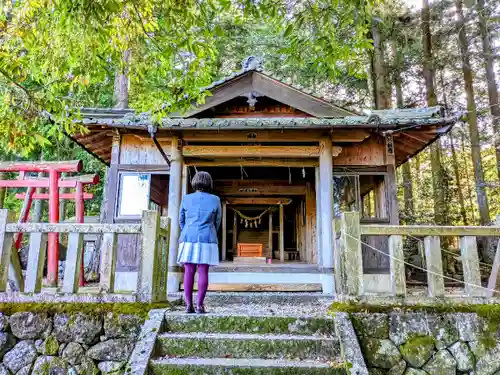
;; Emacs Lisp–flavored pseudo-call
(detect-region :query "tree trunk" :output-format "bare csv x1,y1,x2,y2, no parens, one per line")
372,20,391,109
449,133,468,225
391,39,414,224
460,131,477,223
456,0,490,226
114,49,130,109
422,0,447,226
477,0,500,181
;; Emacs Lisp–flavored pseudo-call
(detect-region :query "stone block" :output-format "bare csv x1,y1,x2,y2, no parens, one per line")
361,338,402,369
422,349,456,375
388,360,406,375
399,335,435,368
9,313,52,340
3,341,37,374
53,313,102,345
103,313,142,340
448,341,474,371
352,314,389,339
61,342,86,366
32,356,69,375
87,339,134,362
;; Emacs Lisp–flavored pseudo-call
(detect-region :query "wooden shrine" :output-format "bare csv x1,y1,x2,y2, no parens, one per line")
68,58,459,293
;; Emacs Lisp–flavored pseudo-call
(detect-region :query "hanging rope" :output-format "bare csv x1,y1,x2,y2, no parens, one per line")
231,207,271,228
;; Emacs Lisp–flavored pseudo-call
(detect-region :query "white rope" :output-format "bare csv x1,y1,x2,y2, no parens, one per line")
345,232,500,295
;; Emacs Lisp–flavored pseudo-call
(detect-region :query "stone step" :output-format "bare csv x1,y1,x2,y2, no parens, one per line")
156,332,341,361
149,357,347,374
163,313,336,336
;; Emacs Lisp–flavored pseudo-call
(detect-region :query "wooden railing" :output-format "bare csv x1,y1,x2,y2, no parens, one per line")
0,209,170,302
335,212,500,300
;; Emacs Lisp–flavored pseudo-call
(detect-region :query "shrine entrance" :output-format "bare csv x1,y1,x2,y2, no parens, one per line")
190,166,318,266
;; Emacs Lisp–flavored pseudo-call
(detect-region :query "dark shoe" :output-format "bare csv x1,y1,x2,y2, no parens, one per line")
186,304,195,314
195,305,206,314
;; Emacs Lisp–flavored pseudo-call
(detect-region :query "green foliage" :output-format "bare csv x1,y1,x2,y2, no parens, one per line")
0,0,378,155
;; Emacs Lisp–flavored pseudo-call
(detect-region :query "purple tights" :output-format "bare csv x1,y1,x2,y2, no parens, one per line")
184,263,209,307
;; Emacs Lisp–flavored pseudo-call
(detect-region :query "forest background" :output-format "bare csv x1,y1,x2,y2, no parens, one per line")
0,0,499,265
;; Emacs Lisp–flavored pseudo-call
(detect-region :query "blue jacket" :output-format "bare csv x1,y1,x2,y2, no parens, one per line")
179,191,222,244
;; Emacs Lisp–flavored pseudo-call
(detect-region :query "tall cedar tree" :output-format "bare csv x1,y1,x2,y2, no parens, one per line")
455,0,490,226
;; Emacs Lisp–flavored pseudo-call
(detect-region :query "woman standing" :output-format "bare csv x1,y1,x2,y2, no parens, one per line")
177,171,221,313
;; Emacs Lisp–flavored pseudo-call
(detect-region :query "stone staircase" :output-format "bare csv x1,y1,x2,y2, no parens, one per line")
148,312,348,374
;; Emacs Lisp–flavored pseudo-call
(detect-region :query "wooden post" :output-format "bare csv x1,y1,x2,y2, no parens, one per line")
167,137,183,293
232,214,238,253
138,210,163,302
181,164,189,197
315,167,322,266
221,201,227,261
319,138,334,270
0,210,13,292
268,211,273,258
487,215,500,296
105,132,121,224
385,135,399,224
460,236,485,296
25,233,48,293
388,235,406,296
99,233,118,293
339,212,364,296
62,232,84,294
279,204,285,263
424,236,445,297
305,181,317,264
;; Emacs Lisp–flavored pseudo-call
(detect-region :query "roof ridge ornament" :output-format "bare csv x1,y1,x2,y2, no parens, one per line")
242,56,264,71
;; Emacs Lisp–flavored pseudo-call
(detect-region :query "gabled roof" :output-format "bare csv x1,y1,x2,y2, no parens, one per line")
174,64,354,118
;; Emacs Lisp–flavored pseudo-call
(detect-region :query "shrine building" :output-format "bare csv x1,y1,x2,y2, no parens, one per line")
69,59,458,294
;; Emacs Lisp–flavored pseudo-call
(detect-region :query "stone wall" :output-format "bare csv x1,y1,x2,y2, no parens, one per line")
0,311,143,375
350,312,500,375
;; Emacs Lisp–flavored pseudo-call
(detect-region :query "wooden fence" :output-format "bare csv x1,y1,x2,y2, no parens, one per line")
335,211,500,299
0,209,170,302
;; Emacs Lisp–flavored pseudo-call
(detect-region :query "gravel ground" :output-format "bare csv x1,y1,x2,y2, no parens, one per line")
170,292,335,317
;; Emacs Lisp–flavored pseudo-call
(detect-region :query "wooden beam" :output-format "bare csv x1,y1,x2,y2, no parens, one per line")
186,158,319,167
226,197,292,205
156,129,370,143
253,72,353,117
180,73,254,117
215,180,306,196
183,145,342,158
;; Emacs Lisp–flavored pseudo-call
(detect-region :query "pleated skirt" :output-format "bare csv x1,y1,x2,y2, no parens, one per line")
177,242,220,266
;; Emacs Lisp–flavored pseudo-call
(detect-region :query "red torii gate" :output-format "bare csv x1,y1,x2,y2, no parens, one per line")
15,174,99,286
0,161,98,287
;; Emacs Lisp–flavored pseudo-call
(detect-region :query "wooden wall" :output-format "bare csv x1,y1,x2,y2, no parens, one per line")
119,135,171,165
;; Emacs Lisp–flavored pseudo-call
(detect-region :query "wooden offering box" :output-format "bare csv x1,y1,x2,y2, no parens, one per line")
237,243,263,258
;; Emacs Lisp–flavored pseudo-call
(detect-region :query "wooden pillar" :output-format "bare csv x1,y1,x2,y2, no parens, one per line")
232,213,238,253
167,137,183,293
305,182,316,264
424,236,445,297
385,134,399,224
268,211,273,258
319,138,334,270
279,204,285,263
181,164,189,198
460,236,485,297
221,201,227,261
105,132,121,223
315,167,322,266
339,212,364,296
